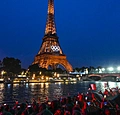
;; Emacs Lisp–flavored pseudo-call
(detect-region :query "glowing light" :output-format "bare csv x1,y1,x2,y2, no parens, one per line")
54,72,57,76
31,83,35,86
1,71,4,75
117,67,120,71
41,83,44,88
102,68,105,71
108,67,114,71
13,83,19,87
21,71,24,75
57,74,59,77
8,84,11,88
41,76,44,80
1,70,5,77
39,71,42,75
76,75,79,77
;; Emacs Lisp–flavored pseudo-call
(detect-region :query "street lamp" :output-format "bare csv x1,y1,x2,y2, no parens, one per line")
1,70,4,78
39,71,42,75
54,72,57,77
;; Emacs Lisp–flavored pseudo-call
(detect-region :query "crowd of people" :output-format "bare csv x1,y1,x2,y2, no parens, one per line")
0,84,120,115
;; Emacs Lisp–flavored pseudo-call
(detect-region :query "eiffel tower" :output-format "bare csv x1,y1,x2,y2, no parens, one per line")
33,0,73,72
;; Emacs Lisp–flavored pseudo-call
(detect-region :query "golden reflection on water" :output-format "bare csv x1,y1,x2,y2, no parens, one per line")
0,84,4,103
13,83,19,87
0,84,4,88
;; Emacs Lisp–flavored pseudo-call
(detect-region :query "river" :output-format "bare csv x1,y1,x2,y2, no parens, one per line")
0,81,120,105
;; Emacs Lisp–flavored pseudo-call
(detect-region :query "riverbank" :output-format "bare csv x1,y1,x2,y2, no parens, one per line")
3,78,79,84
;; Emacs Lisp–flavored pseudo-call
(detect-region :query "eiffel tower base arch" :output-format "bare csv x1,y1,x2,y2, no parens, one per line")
33,54,73,72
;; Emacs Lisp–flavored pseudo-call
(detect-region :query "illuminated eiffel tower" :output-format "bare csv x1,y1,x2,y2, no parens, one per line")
33,0,73,72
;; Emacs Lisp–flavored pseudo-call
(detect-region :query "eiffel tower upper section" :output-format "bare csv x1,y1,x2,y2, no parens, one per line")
45,0,56,35
38,0,63,55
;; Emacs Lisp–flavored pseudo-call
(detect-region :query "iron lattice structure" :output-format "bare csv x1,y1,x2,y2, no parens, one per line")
33,0,73,72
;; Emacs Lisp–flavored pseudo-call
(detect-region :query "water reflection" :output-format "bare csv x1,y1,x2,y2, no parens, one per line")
0,81,120,105
0,84,4,103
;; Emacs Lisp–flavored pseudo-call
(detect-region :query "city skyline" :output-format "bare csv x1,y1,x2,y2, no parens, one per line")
0,0,120,69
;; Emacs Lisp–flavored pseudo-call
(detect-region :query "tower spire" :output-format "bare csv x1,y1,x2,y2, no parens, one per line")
45,0,56,35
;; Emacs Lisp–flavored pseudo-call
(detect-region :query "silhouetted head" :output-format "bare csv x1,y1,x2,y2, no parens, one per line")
39,103,46,112
67,97,72,103
20,103,26,109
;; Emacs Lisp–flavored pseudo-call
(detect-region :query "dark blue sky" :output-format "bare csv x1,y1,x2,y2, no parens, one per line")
0,0,120,69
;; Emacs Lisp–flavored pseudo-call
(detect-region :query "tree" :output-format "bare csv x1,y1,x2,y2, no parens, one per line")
2,57,21,76
74,67,80,72
0,60,2,67
80,66,86,72
28,64,40,76
28,64,49,76
88,66,95,73
55,68,63,73
28,64,40,73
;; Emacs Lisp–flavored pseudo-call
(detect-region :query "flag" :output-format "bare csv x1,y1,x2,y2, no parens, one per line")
90,84,96,90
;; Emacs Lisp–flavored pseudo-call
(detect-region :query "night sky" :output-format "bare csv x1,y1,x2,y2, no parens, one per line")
0,0,120,69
